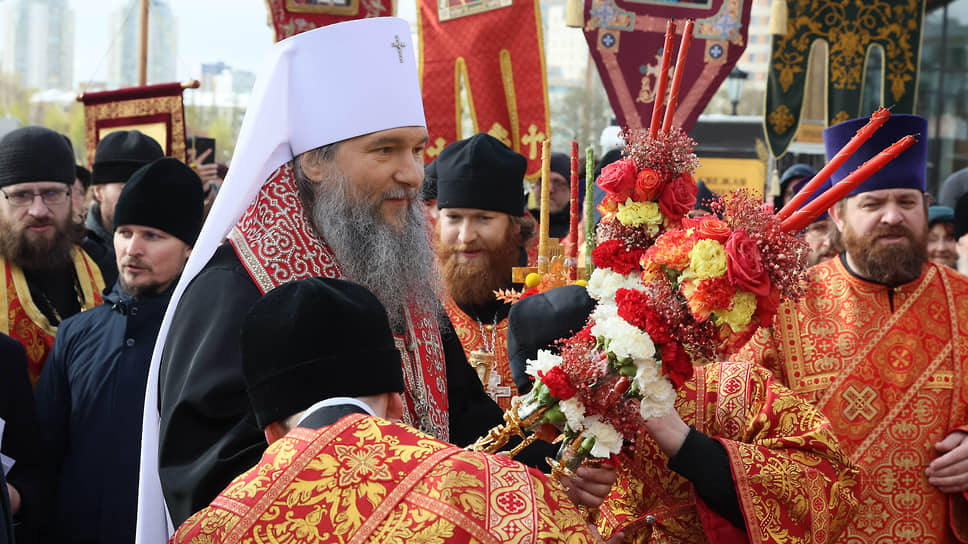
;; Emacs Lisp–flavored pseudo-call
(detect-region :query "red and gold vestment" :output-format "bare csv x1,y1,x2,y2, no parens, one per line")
443,298,515,411
739,258,968,542
599,361,858,543
0,248,104,386
170,414,595,544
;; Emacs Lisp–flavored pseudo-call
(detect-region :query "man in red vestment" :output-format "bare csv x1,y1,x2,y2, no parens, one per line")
0,126,104,386
740,114,968,542
435,133,536,410
170,277,603,544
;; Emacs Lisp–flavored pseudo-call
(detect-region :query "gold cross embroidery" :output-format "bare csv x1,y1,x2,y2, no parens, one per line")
391,35,406,63
521,124,546,160
842,384,878,422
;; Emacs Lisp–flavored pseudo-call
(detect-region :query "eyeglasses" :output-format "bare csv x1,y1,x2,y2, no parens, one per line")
0,187,72,207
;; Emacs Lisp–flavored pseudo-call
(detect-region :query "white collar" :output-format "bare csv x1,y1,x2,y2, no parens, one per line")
296,397,376,425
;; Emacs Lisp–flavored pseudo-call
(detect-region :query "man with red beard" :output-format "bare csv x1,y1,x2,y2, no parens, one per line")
0,126,104,386
434,133,535,410
740,114,968,543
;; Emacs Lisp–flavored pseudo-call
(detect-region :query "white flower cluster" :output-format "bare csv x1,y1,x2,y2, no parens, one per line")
525,349,562,380
589,302,656,361
586,267,643,302
582,415,624,458
560,397,586,431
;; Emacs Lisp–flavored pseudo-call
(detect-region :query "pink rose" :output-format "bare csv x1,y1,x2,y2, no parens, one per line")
597,158,637,197
658,173,698,221
724,230,771,296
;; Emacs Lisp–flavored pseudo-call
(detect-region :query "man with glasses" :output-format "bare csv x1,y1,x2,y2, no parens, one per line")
0,126,104,386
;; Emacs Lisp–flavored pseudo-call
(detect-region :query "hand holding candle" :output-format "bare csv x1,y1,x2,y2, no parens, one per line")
777,107,891,221
661,19,694,134
781,135,917,233
649,20,676,140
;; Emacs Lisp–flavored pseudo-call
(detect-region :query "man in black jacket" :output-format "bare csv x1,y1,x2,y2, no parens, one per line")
35,159,203,544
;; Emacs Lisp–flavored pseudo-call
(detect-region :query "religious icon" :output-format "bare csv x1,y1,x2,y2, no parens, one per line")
437,0,512,22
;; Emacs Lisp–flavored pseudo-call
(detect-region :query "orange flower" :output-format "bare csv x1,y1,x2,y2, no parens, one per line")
695,217,731,242
633,168,663,202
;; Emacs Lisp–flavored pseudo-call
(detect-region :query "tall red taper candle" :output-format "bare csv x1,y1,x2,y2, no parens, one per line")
661,18,694,134
777,107,891,221
781,135,917,233
649,20,676,140
568,141,580,280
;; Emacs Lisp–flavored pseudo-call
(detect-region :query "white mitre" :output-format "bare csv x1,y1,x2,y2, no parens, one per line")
135,17,425,543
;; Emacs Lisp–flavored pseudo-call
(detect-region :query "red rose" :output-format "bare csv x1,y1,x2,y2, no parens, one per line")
696,218,731,242
633,168,663,202
659,342,693,388
597,158,637,197
724,230,772,296
658,173,698,222
539,365,577,400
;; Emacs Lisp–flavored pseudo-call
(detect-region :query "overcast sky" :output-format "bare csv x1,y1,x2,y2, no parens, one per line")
69,0,418,88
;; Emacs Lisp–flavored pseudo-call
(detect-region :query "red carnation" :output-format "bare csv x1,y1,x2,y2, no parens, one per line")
686,276,736,321
597,158,637,197
658,173,698,222
592,239,645,275
539,365,577,400
724,230,771,296
659,342,693,388
615,288,674,344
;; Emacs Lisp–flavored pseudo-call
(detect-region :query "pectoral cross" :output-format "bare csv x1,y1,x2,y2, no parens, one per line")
391,35,406,63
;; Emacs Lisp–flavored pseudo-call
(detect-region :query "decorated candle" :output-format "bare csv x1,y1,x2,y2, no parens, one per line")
649,19,676,140
569,141,580,279
585,146,595,278
661,18,694,134
538,139,552,273
778,107,891,221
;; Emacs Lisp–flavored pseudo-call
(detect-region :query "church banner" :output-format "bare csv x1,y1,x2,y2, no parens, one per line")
764,0,926,157
582,0,753,134
418,0,550,179
265,0,395,41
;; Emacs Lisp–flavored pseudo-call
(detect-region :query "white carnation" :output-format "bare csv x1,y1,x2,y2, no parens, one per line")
638,377,677,420
586,268,643,302
525,349,562,379
633,358,661,391
560,398,586,432
582,416,624,458
590,303,656,361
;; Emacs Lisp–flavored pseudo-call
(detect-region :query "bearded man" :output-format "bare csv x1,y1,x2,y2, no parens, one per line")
740,114,968,542
137,19,610,541
435,133,535,410
0,126,104,386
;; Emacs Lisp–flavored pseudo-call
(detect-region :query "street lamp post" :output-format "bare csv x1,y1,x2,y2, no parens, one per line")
726,67,749,116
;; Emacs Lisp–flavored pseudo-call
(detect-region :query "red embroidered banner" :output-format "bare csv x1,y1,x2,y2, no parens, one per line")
582,0,753,133
418,0,550,180
265,0,395,42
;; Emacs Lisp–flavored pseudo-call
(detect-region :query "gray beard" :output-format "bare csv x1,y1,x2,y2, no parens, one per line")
306,170,442,332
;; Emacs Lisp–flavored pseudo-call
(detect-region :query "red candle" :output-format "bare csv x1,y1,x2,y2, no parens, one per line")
661,18,694,134
781,135,917,233
649,20,676,140
777,107,891,221
569,141,580,280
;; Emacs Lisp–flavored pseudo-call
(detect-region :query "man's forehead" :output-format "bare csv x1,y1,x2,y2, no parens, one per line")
850,188,923,202
3,180,68,192
344,126,428,146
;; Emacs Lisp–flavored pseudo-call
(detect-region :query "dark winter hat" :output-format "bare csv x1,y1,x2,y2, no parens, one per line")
91,130,164,185
930,205,955,227
793,177,833,223
436,133,527,216
549,152,571,183
0,126,75,187
113,158,204,246
420,159,438,203
823,114,927,196
75,165,92,189
955,194,968,240
241,277,404,429
507,285,597,393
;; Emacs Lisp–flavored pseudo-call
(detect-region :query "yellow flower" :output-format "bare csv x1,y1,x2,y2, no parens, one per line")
615,199,664,231
688,239,727,280
716,290,756,331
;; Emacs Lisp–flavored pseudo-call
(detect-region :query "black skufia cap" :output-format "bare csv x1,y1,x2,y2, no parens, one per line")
241,277,405,429
0,126,75,187
507,285,597,393
113,158,204,246
420,159,438,202
92,130,164,185
435,132,527,216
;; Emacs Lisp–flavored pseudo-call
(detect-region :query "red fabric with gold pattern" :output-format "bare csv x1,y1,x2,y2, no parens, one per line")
228,163,451,440
443,297,515,411
265,0,396,42
418,0,549,179
0,247,104,387
597,361,858,543
169,414,595,544
738,258,968,543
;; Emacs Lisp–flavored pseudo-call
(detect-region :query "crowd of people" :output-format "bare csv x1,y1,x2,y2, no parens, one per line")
0,15,965,544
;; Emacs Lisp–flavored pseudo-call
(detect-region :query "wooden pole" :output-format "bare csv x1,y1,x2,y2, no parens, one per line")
138,0,149,85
